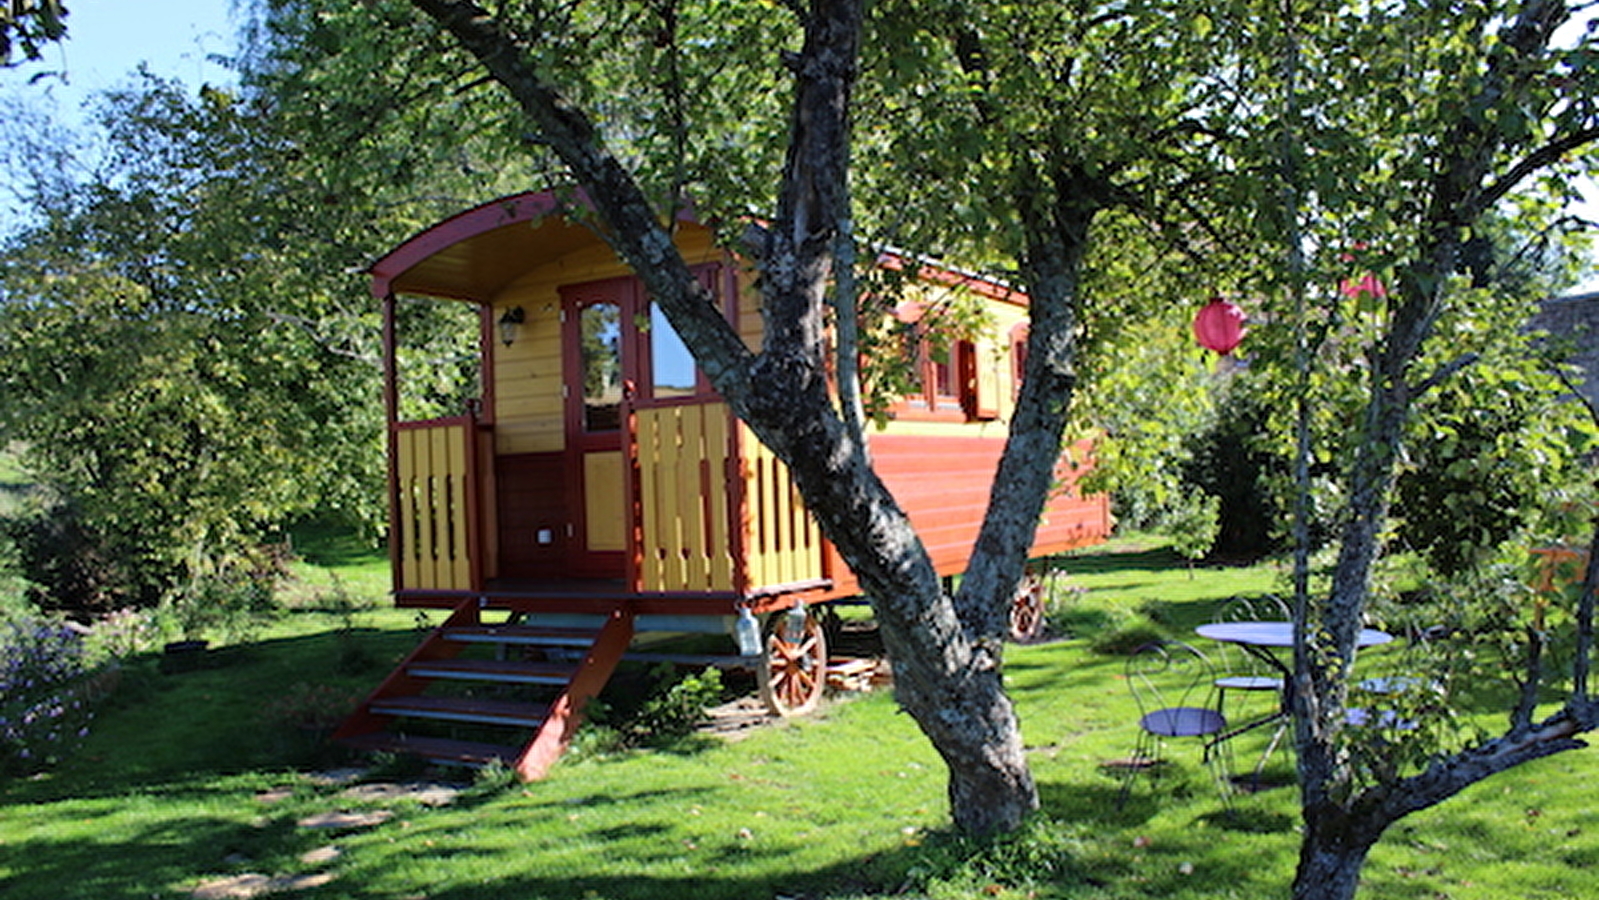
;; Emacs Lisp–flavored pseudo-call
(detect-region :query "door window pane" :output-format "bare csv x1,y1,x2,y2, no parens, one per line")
649,304,698,399
581,301,623,431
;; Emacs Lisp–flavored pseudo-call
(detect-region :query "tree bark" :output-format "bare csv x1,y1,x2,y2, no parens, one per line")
1290,3,1597,896
410,0,1043,834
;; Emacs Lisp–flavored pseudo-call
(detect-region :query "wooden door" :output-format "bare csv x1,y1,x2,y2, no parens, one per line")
558,266,725,579
560,277,634,578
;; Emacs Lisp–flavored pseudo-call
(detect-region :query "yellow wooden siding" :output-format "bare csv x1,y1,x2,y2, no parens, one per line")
394,422,474,591
487,224,729,456
636,405,737,591
491,296,564,455
740,422,825,590
869,296,1029,441
584,451,627,551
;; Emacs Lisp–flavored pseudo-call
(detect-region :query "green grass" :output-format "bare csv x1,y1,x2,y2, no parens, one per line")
2,538,1595,899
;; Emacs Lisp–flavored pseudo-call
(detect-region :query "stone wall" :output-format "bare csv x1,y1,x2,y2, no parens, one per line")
1529,291,1599,409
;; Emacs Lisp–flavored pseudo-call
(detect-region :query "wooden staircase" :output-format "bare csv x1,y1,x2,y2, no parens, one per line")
332,597,634,780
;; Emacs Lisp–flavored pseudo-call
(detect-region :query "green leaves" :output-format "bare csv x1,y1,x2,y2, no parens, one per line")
0,0,66,67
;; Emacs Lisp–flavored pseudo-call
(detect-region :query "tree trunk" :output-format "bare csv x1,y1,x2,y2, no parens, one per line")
742,364,1038,833
1288,3,1586,894
1292,806,1381,900
410,0,1045,834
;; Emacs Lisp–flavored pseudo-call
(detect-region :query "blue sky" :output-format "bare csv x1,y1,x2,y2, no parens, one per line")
23,0,237,114
25,0,236,115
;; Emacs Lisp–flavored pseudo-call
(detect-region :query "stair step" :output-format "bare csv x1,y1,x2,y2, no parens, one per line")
370,695,550,728
340,732,519,767
408,657,578,685
445,625,600,647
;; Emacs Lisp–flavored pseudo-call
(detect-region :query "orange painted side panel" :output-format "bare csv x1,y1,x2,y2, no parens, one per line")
823,433,1111,597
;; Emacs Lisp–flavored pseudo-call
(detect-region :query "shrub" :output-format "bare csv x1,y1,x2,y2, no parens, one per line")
5,498,165,617
634,665,724,741
82,607,160,664
0,617,95,775
159,556,284,646
1088,614,1167,656
577,665,727,756
903,815,1093,897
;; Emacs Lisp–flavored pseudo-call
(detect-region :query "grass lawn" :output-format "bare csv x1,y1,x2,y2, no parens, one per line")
2,537,1594,899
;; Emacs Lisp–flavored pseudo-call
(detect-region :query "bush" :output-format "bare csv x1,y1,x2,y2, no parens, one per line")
158,552,286,646
4,497,166,618
0,617,95,776
1088,614,1167,656
1179,388,1285,559
903,815,1093,898
634,665,724,741
577,665,727,756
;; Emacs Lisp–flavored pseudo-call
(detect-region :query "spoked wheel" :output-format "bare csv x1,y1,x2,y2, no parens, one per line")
1008,570,1048,643
757,607,828,717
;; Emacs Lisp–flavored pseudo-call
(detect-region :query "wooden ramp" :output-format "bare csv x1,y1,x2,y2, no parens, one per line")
333,596,634,780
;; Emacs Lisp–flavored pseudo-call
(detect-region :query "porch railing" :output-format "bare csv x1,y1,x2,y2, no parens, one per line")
632,403,824,594
393,417,477,592
738,422,824,592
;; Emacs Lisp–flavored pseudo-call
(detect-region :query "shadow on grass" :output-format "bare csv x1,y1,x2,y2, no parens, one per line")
2,628,417,805
0,812,328,900
287,518,387,568
1052,546,1190,575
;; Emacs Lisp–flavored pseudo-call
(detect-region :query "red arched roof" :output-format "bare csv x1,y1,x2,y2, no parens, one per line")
368,189,604,303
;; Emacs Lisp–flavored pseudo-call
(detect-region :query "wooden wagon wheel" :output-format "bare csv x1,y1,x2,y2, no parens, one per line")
757,607,828,717
1008,570,1048,643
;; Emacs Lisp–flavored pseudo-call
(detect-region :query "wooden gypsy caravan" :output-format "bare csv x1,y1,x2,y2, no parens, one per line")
333,189,1112,778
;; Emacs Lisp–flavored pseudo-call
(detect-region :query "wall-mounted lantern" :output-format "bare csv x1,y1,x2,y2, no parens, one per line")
498,306,526,346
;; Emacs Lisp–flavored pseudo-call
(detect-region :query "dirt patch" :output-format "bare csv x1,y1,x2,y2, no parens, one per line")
339,780,461,808
191,873,337,899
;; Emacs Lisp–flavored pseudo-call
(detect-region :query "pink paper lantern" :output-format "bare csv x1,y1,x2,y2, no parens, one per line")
1193,297,1247,355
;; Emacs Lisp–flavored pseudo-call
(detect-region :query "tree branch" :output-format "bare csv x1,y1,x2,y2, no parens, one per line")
1473,125,1599,218
407,0,754,398
1377,701,1599,824
1412,352,1479,396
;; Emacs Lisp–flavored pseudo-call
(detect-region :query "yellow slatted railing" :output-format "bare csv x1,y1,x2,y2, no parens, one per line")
738,422,824,592
636,404,737,592
394,418,474,591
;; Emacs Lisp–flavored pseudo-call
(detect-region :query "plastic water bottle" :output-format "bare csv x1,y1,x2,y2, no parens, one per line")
784,599,808,645
735,606,762,657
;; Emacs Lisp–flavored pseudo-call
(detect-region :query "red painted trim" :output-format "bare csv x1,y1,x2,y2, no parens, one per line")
874,252,1029,306
368,188,707,302
463,414,484,590
333,599,479,740
1009,323,1029,401
560,277,634,579
370,190,581,300
623,399,643,592
383,293,403,595
516,608,634,780
479,304,498,426
727,409,751,597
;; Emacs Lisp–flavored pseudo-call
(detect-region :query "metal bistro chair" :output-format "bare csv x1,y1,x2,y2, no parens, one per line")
1348,621,1444,733
1119,641,1231,806
1210,596,1291,716
1208,596,1292,783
